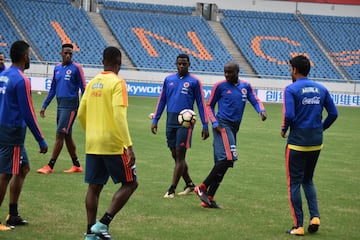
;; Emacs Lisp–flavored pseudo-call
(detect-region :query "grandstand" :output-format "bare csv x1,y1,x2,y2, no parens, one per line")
0,0,359,94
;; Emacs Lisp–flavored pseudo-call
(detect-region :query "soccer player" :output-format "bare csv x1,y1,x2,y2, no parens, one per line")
194,61,267,208
37,43,86,174
281,55,338,236
78,46,138,240
0,52,6,73
151,53,209,198
0,41,48,230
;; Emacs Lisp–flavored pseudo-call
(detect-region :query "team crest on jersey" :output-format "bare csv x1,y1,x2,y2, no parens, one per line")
241,88,248,102
64,69,72,81
181,82,190,94
183,82,190,88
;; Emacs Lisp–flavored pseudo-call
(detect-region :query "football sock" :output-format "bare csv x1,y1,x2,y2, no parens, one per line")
186,181,194,187
72,157,81,167
48,159,56,169
9,203,18,216
87,224,92,234
100,212,113,226
168,185,176,193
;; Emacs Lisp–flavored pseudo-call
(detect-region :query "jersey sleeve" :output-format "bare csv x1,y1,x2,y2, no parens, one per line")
194,79,208,130
246,82,265,113
322,89,338,130
113,79,132,147
207,82,221,127
77,81,89,130
18,73,47,148
281,86,295,132
75,63,86,95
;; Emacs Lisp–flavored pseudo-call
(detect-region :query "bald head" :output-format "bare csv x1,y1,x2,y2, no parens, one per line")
224,61,239,72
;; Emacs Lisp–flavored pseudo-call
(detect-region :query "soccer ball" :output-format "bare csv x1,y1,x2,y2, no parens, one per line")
178,109,196,128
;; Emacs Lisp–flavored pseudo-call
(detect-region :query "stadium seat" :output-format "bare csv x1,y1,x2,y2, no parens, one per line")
100,9,238,74
3,0,108,65
221,9,344,80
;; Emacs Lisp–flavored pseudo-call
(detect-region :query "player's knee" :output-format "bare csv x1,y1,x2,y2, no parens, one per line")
21,165,30,175
132,181,139,191
126,181,138,192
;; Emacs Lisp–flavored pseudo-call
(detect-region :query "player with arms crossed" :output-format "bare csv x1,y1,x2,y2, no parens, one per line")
281,55,338,236
194,61,267,208
78,47,138,240
0,41,48,230
151,53,209,198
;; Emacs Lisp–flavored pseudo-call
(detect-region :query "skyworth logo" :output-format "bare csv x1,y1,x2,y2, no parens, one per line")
126,82,212,99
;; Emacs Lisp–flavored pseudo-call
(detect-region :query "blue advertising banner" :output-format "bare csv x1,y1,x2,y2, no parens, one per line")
126,81,360,107
30,77,360,107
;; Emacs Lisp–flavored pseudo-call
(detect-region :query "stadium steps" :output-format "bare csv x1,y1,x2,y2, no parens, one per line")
296,11,350,82
207,20,257,77
0,1,42,62
87,11,135,69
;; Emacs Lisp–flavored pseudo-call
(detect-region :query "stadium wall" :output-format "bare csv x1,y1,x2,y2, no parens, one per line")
110,0,360,17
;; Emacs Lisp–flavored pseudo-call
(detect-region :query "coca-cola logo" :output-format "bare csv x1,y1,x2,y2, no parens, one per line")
302,96,320,105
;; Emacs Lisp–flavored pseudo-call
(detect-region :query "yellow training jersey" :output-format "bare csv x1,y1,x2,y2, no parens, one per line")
78,71,132,154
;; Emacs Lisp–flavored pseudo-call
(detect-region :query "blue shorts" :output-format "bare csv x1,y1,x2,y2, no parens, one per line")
0,145,29,174
56,108,77,134
56,98,79,134
85,152,137,185
166,126,193,149
212,125,238,163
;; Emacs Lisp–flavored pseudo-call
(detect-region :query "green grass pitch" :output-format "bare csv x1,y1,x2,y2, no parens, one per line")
0,93,359,240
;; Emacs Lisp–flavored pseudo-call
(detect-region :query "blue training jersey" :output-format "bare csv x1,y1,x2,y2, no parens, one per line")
208,79,265,127
152,72,208,130
42,61,86,109
281,77,338,147
0,66,46,147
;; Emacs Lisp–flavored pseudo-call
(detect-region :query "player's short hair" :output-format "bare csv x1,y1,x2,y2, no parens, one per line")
103,46,122,65
225,61,239,72
10,41,29,63
62,43,74,49
289,55,311,76
176,53,190,63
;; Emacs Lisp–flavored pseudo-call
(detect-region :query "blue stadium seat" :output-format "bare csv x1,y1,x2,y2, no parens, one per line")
221,10,344,80
303,14,360,80
3,0,108,65
0,8,24,59
100,9,239,74
103,1,195,15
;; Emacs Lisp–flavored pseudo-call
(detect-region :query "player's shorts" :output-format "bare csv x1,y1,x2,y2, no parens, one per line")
85,151,137,185
166,126,193,149
0,145,29,174
212,125,238,163
56,97,79,134
56,108,77,134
